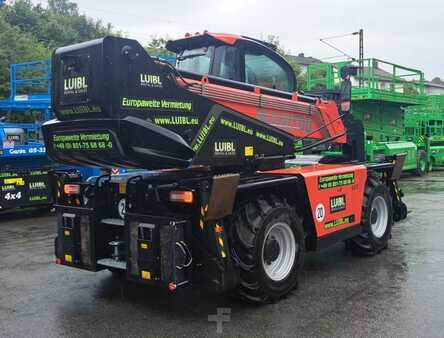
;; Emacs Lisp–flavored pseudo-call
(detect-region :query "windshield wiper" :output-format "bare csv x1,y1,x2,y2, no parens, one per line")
177,53,206,62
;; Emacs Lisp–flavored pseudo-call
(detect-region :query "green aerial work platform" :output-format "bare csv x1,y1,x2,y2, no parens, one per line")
404,95,444,170
306,58,428,175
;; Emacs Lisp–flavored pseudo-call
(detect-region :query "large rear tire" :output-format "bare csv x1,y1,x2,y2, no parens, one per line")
347,176,393,256
228,195,305,303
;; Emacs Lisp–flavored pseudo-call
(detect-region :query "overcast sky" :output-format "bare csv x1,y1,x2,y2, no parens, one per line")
33,0,444,80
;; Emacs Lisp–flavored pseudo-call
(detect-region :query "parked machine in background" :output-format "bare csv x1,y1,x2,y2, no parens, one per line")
306,59,428,175
404,95,444,171
0,60,99,211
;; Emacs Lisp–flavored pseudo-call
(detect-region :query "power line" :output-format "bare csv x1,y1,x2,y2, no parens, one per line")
319,39,356,61
77,5,208,30
319,30,362,62
72,3,276,43
320,54,353,61
320,32,359,41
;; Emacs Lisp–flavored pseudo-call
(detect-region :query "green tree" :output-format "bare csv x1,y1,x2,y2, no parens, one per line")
47,0,78,16
144,35,175,57
265,34,305,90
2,0,115,48
307,67,329,91
403,82,419,96
0,15,49,98
0,0,116,98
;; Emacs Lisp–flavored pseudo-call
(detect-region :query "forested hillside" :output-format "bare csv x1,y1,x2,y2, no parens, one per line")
0,0,306,98
0,0,115,98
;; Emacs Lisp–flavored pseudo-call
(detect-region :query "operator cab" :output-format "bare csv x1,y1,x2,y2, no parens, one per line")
166,33,297,92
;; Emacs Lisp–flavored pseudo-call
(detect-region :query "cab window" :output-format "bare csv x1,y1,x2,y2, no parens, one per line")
244,45,293,92
176,46,214,75
212,45,239,81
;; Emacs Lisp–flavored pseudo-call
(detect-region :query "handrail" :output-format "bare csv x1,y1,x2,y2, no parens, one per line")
10,60,51,100
306,58,425,100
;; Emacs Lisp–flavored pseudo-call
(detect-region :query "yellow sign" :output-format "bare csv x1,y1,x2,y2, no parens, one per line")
64,254,73,263
4,178,25,186
141,270,151,280
244,146,254,157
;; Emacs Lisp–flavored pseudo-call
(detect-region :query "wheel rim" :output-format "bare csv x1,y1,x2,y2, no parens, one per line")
419,158,426,172
261,222,297,281
370,195,388,238
117,198,126,219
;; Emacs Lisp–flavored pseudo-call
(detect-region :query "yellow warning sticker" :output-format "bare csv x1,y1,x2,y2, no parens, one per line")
4,177,25,186
119,183,126,194
64,254,72,263
244,146,254,157
141,270,151,280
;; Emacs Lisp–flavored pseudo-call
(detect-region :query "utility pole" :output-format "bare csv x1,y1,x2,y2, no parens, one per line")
358,29,364,87
320,29,364,62
319,29,364,85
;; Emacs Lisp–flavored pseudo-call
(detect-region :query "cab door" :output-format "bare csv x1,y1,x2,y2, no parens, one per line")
210,45,241,82
239,41,296,92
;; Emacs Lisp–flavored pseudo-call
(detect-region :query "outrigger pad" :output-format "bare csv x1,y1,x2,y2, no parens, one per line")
42,116,194,169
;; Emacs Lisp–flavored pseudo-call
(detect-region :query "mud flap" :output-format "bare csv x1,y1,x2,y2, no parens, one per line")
389,154,408,221
194,174,240,292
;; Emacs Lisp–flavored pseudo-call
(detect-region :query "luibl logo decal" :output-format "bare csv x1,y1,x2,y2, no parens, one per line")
330,195,346,213
140,73,163,88
7,135,20,142
1,185,16,192
29,181,47,190
214,140,236,156
64,76,88,95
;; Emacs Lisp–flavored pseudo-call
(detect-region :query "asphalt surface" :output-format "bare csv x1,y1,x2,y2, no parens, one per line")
1,171,444,337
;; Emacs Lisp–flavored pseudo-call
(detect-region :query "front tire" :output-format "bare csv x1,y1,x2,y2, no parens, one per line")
229,195,305,303
416,150,427,176
347,176,393,256
428,157,434,172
